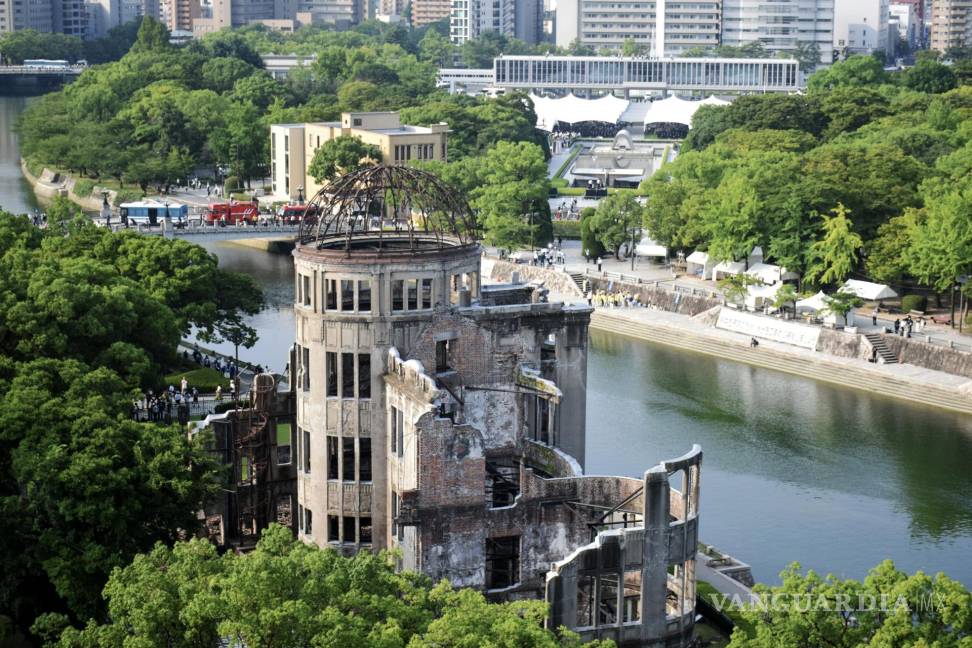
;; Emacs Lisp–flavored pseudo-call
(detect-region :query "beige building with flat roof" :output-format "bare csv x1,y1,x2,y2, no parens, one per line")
930,0,972,51
270,112,450,202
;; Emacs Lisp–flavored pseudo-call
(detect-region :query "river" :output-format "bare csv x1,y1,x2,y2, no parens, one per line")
3,95,972,588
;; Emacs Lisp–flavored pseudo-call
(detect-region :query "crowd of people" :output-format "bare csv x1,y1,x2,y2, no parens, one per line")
553,199,580,220
131,382,199,424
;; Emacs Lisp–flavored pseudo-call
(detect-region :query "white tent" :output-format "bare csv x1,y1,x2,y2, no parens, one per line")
530,93,630,131
643,96,732,129
686,250,712,277
712,260,746,281
635,237,668,259
745,283,781,310
839,279,898,301
796,291,829,313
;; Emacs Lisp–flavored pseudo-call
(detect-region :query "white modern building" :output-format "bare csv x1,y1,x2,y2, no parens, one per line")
554,0,722,56
721,0,835,66
834,0,892,56
450,0,542,44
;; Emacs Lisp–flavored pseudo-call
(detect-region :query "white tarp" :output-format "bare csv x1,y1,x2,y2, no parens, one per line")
839,279,898,301
746,262,782,285
636,237,667,258
712,260,746,280
745,283,781,309
796,291,829,313
530,93,630,131
686,250,709,265
643,96,731,128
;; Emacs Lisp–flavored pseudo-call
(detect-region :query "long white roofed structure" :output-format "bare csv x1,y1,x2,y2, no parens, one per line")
642,96,730,128
530,93,631,131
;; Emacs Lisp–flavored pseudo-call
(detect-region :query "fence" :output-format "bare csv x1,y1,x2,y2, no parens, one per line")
583,268,723,299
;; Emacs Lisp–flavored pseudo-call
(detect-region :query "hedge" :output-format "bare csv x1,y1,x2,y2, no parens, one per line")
552,221,582,240
113,189,144,206
554,187,586,196
73,178,96,197
902,294,927,313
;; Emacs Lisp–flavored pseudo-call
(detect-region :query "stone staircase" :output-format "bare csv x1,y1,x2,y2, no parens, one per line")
569,272,587,293
865,333,898,364
590,311,972,415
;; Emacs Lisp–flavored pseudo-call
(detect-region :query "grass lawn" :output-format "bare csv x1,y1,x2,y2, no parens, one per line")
162,367,230,393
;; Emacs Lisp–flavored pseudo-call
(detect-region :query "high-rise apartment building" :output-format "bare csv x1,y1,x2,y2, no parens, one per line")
450,0,542,44
930,0,972,51
165,0,199,30
834,0,891,56
721,0,834,65
0,0,54,33
555,0,721,56
192,0,312,35
412,0,450,25
54,0,88,36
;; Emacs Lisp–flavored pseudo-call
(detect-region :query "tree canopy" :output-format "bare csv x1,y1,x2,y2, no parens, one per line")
307,135,382,184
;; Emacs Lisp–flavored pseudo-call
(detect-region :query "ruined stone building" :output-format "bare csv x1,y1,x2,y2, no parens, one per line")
197,371,299,548
291,164,701,646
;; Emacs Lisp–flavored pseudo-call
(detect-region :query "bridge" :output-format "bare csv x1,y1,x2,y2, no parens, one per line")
0,65,85,93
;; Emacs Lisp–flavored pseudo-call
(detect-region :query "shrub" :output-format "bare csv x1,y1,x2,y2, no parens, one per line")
73,178,96,197
552,220,582,240
554,187,586,196
113,189,143,206
580,207,606,260
25,157,44,177
902,294,927,313
223,176,240,195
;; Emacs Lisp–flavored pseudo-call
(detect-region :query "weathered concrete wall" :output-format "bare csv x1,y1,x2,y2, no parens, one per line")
817,327,869,361
586,275,722,317
882,334,972,379
489,259,584,298
21,160,116,211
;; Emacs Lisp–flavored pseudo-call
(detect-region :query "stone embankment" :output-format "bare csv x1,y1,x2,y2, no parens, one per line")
21,160,116,211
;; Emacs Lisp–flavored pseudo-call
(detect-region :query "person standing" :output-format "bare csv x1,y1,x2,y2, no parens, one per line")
872,306,879,326
215,384,223,402
180,376,188,395
597,257,603,273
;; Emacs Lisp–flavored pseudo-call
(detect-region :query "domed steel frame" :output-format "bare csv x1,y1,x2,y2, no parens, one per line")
297,165,480,253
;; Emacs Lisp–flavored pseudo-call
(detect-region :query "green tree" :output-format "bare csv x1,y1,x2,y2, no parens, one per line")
724,561,972,647
807,55,889,92
804,204,863,286
904,59,958,94
905,178,972,294
822,289,864,326
129,16,170,54
580,207,607,261
589,192,643,259
718,273,761,304
307,135,383,184
201,56,258,93
772,283,801,314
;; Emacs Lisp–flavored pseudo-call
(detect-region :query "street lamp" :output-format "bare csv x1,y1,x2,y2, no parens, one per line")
297,186,304,204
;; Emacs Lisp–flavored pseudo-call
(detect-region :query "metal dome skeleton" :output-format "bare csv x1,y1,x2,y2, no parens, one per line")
297,165,480,253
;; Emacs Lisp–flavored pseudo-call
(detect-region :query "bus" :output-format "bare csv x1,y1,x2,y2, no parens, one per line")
23,59,71,69
119,200,188,226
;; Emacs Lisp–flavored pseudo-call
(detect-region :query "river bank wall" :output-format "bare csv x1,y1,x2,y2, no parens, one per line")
20,159,116,211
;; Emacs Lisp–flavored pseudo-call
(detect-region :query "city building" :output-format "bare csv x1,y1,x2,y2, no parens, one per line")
412,0,450,25
890,1,920,50
930,0,972,51
450,0,542,44
270,111,449,202
290,163,703,645
0,0,53,33
721,0,835,66
197,372,299,548
834,0,892,56
555,0,722,57
464,55,801,96
54,0,88,36
192,0,309,35
165,0,199,31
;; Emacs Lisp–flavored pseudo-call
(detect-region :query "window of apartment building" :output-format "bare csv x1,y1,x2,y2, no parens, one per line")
299,504,304,532
397,409,404,457
303,429,311,473
301,346,310,391
391,491,399,537
301,274,311,307
420,278,433,309
358,354,371,399
359,438,372,481
358,279,371,312
341,279,355,311
325,278,337,310
328,515,339,542
486,459,520,508
326,351,338,397
392,279,404,311
276,423,292,465
341,352,355,398
360,517,372,544
406,278,418,310
327,435,338,479
338,437,353,481
485,536,520,590
390,406,398,454
304,508,313,536
343,516,355,543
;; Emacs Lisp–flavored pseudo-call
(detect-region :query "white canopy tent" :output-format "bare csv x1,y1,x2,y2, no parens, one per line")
643,96,731,128
636,237,668,259
530,93,630,131
712,260,746,281
745,283,781,310
686,250,713,277
796,291,829,314
839,280,898,301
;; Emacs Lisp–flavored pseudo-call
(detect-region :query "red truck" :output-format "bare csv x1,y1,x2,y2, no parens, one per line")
279,203,319,225
205,202,259,226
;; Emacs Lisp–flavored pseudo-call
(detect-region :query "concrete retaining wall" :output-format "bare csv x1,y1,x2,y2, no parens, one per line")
21,160,118,211
586,275,722,317
489,259,583,297
882,334,972,379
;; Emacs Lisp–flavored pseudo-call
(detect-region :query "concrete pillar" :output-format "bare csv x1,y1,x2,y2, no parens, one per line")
555,320,588,468
641,467,670,647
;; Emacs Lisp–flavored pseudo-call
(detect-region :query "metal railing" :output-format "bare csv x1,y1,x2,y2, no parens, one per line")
582,268,722,299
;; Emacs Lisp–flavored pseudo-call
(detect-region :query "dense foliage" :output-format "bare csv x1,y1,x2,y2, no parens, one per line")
307,135,382,183
48,524,611,648
639,55,972,294
725,561,972,647
0,206,260,640
0,20,142,65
